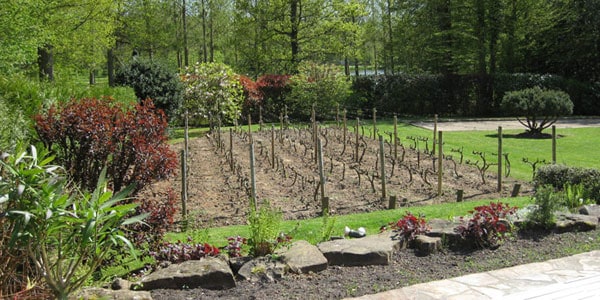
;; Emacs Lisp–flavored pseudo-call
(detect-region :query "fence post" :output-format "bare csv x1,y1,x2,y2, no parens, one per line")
355,117,360,162
552,125,557,164
393,114,398,160
437,131,443,196
497,126,503,192
248,114,253,143
180,150,188,225
317,138,329,215
372,108,377,139
379,135,387,200
229,128,234,171
432,114,438,155
271,124,275,168
249,142,257,210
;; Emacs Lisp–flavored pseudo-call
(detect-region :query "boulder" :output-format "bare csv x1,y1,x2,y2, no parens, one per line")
554,212,598,233
278,240,328,274
425,218,462,248
237,256,288,283
317,231,401,266
140,257,235,290
579,204,600,222
72,287,152,300
414,235,442,256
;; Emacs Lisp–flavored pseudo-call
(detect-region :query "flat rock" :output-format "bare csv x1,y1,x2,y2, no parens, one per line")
72,287,152,300
555,212,598,233
579,204,600,221
317,232,401,266
278,240,328,274
414,235,442,256
426,218,462,247
140,257,235,290
237,256,288,283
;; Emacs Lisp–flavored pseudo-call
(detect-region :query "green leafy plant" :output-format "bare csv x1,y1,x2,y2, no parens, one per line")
527,185,562,229
562,183,593,210
454,202,517,249
115,59,184,119
181,62,243,130
320,208,337,242
1,145,146,300
247,201,289,257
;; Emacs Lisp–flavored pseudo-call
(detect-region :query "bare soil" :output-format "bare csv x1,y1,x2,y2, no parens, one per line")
161,126,532,229
144,122,600,300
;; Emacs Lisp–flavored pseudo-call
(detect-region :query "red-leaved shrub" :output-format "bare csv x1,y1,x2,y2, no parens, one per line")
35,97,177,194
454,202,518,249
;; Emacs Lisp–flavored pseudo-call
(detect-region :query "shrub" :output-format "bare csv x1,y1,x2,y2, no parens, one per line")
500,86,573,136
225,236,248,258
454,202,517,249
115,59,183,120
239,75,263,122
528,185,562,229
129,187,179,250
535,164,600,203
181,62,243,129
1,146,146,300
247,201,290,257
256,74,292,121
150,237,220,264
34,97,178,195
286,62,352,121
387,212,430,242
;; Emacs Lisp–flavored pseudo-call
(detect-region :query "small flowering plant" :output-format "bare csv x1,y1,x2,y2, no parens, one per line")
387,212,430,242
224,235,247,257
454,202,517,249
150,237,220,264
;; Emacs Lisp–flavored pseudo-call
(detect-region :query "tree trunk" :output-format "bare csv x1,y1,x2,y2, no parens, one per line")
290,0,300,72
38,45,54,82
107,48,115,87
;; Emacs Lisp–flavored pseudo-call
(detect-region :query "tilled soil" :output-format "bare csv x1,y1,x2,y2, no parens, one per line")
149,229,600,300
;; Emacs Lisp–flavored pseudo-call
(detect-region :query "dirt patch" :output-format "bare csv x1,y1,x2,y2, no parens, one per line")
161,126,532,229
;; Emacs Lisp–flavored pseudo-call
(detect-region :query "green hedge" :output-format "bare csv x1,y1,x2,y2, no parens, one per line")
350,73,600,117
534,164,600,204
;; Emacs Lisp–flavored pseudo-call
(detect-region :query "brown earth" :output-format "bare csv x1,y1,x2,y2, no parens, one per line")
143,122,599,300
161,125,532,229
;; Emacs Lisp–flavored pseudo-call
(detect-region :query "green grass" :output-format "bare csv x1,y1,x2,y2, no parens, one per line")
166,196,532,248
357,119,600,181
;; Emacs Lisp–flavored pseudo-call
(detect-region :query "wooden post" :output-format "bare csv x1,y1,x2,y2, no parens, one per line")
336,103,340,128
248,114,253,143
393,114,398,160
437,131,443,196
229,128,234,171
180,150,188,221
355,117,360,162
388,195,397,209
379,135,387,200
456,190,464,202
317,138,328,215
372,108,377,139
552,125,556,164
432,114,438,155
279,113,284,143
249,142,257,210
259,106,263,132
497,126,503,192
511,184,521,197
271,124,275,168
184,110,189,158
343,109,347,147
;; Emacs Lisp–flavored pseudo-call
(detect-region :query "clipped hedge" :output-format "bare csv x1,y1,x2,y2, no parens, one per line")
534,164,600,203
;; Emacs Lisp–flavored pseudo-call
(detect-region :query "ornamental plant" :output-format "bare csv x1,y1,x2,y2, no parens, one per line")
150,237,220,264
247,201,291,257
256,74,292,120
454,202,518,249
1,145,146,300
388,212,430,242
34,97,177,195
225,235,248,258
181,62,243,130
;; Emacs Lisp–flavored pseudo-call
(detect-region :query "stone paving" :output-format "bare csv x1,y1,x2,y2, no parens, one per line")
348,250,600,300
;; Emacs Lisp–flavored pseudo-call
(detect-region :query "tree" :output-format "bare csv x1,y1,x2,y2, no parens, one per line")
181,62,243,129
501,86,573,136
